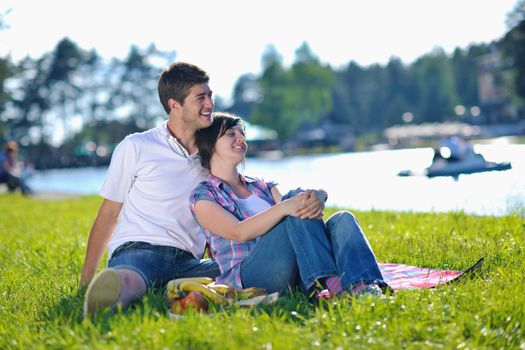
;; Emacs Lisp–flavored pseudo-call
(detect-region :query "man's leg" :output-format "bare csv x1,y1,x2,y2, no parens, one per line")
116,269,147,308
83,268,146,317
84,242,219,317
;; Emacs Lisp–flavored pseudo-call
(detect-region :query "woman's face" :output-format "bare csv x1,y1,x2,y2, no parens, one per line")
213,125,247,166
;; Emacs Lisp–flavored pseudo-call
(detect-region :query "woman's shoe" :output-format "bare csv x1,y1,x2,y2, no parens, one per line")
351,282,383,297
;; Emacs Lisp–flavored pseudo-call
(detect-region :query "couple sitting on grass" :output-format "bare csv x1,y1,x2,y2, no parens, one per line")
80,62,390,318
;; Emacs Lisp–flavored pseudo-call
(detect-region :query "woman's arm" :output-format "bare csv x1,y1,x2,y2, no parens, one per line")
194,192,305,243
271,186,326,219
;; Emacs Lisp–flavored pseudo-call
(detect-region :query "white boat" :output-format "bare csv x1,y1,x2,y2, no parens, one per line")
398,137,512,178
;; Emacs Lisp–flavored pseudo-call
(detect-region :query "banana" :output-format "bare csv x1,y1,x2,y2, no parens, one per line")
167,277,214,292
178,280,228,305
207,283,233,295
235,287,267,300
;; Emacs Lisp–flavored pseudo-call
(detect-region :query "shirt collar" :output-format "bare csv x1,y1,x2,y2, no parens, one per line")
207,173,255,189
163,121,198,159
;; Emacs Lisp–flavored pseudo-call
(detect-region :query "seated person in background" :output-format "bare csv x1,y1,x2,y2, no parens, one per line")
434,136,475,162
0,141,33,195
190,112,390,299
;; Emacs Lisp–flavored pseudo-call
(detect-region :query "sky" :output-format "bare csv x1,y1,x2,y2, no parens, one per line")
0,0,519,103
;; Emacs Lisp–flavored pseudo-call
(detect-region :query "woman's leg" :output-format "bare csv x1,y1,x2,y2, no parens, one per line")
239,221,300,293
325,211,386,290
281,215,338,291
240,190,338,293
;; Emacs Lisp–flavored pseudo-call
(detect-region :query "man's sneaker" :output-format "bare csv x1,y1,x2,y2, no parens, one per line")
351,282,384,297
83,268,121,318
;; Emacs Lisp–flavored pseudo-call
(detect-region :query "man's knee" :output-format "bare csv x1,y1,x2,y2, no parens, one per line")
117,268,147,291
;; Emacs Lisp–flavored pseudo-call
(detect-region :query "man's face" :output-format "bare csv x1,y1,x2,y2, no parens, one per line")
179,83,214,129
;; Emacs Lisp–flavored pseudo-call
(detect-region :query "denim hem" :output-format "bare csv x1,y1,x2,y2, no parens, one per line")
303,270,338,291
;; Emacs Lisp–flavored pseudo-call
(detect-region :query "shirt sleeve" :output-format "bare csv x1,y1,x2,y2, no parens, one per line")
99,136,138,203
189,182,216,219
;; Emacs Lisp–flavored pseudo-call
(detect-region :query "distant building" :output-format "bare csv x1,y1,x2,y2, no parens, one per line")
383,122,481,147
477,51,518,123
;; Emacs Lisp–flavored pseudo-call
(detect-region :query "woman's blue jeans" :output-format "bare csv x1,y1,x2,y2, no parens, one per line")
240,190,385,293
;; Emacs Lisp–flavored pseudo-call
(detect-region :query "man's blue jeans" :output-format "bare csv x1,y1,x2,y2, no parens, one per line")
240,190,385,293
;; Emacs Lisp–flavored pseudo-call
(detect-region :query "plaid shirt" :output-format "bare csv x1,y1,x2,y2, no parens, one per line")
190,174,276,289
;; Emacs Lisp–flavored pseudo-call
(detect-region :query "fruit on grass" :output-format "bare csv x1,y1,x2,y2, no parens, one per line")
170,291,208,314
178,280,228,305
207,283,234,295
166,277,214,292
235,287,267,300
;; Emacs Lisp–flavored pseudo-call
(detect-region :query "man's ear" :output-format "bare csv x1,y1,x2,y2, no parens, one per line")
168,98,181,112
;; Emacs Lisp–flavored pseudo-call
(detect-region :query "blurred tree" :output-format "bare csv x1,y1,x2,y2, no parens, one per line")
45,37,86,141
289,42,335,127
108,44,166,130
250,45,290,138
412,48,458,122
7,55,52,144
503,0,525,100
251,43,334,140
0,10,12,141
382,57,413,126
227,73,259,118
0,57,9,140
451,45,488,107
506,0,525,29
331,61,367,132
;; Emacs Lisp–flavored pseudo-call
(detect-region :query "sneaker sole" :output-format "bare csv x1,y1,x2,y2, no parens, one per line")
83,268,121,318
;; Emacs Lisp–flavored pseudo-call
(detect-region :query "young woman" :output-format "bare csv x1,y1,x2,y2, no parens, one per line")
190,112,389,298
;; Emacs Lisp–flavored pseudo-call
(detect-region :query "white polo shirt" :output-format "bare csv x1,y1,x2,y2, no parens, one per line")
100,122,209,259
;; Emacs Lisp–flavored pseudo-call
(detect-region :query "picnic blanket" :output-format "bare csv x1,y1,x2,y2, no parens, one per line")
379,257,484,291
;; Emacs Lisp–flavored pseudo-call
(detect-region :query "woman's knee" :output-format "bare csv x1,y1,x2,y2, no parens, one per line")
326,210,357,231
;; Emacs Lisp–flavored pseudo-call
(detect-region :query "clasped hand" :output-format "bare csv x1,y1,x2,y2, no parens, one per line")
283,189,326,220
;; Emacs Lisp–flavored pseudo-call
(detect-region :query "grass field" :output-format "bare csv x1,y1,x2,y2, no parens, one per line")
0,194,523,349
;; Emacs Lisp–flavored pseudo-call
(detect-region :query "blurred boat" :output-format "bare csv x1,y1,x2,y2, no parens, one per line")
398,137,512,178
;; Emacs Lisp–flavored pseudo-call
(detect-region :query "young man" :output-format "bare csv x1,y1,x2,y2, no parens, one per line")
80,62,220,317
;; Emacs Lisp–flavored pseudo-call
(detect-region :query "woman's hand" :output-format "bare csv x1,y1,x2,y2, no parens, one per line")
295,189,327,220
280,192,308,216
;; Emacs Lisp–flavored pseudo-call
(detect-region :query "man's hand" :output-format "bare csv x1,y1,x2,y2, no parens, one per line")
295,189,327,219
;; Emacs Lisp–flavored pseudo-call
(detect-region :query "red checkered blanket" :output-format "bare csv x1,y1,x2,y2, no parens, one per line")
379,258,484,291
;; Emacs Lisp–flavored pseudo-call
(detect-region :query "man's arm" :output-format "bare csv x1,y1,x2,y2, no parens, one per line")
79,198,123,289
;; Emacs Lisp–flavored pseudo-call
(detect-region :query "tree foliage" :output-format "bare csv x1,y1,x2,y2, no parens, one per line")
1,28,523,168
250,43,334,140
503,2,525,100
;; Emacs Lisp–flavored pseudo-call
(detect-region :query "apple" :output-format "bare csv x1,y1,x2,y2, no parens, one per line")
170,291,208,314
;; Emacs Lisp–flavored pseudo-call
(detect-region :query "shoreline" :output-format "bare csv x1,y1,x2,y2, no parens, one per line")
0,186,79,200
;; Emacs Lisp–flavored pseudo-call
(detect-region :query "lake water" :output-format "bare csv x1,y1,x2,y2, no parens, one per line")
27,142,525,217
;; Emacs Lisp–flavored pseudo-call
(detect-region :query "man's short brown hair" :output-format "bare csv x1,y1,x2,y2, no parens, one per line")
158,62,210,114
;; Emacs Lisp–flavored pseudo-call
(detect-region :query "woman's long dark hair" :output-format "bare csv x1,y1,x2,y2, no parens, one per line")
195,112,245,170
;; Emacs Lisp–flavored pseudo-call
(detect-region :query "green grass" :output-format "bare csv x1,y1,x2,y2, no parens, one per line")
0,194,523,349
